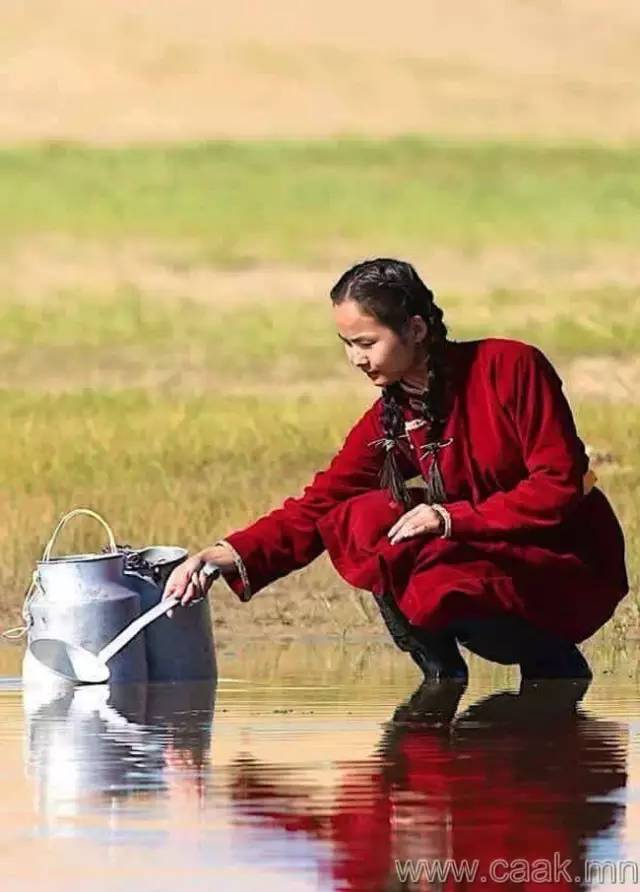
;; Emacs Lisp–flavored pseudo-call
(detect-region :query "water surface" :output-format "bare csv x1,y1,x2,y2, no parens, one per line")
1,639,640,890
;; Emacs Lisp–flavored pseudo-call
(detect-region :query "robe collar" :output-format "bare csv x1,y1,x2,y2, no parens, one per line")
394,340,461,414
398,379,429,413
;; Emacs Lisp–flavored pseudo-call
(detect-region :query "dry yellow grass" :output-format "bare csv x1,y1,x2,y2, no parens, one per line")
2,0,640,143
5,237,640,308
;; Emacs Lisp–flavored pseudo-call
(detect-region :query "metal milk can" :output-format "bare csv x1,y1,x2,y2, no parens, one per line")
123,546,217,683
18,508,217,686
22,509,148,686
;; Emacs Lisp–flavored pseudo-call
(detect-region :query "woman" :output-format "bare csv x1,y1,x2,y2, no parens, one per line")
163,259,629,681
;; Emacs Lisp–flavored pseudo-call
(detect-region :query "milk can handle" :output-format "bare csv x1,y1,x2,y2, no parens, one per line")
42,508,118,561
2,509,119,641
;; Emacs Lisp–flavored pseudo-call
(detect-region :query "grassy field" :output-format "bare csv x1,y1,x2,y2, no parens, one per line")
0,138,638,642
1,388,638,640
2,140,640,265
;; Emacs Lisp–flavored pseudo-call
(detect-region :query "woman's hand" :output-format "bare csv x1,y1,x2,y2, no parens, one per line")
162,543,237,609
388,504,444,545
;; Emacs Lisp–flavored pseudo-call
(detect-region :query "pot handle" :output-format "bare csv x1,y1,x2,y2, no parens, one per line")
42,508,118,561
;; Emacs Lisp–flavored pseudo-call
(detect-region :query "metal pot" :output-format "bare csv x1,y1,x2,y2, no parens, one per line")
122,543,217,682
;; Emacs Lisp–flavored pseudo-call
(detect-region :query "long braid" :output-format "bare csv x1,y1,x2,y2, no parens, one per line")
331,258,452,508
421,299,449,441
379,382,411,507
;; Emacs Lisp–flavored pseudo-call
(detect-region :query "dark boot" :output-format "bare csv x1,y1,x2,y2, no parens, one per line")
375,592,468,682
520,645,593,681
452,614,593,681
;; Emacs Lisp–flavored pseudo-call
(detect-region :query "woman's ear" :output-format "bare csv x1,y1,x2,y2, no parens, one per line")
410,314,428,345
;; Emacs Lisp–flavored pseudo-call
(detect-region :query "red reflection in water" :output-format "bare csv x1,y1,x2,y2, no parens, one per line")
229,680,627,891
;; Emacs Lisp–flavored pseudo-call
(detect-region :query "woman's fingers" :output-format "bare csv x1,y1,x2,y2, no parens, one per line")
164,570,188,600
389,524,415,544
180,572,201,607
164,555,204,597
388,505,438,543
388,505,443,544
388,506,423,539
163,557,201,617
163,556,221,617
176,577,194,611
165,569,190,616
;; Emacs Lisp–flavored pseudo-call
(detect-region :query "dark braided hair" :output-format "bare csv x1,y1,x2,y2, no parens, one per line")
330,258,451,509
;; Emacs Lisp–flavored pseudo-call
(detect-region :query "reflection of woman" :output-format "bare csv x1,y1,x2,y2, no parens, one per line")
228,681,628,892
164,259,628,680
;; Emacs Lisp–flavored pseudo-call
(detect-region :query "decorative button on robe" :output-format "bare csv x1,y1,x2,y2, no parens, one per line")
223,338,629,643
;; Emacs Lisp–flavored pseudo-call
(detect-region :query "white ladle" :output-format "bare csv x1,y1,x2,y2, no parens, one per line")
27,561,220,685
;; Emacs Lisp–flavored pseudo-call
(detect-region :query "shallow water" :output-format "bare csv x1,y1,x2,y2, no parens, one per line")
2,638,640,890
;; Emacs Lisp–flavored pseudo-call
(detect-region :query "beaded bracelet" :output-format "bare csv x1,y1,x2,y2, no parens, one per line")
430,503,452,539
214,539,252,602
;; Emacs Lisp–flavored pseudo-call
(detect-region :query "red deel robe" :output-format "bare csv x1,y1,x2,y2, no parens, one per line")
223,338,628,642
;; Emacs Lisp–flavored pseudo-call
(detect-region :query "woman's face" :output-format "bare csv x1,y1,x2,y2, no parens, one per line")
333,299,427,387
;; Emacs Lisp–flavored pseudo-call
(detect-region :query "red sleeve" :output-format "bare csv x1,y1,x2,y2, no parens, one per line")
446,345,589,540
221,401,385,599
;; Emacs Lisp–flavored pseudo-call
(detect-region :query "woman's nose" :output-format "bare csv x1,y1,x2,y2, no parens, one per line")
349,347,367,367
